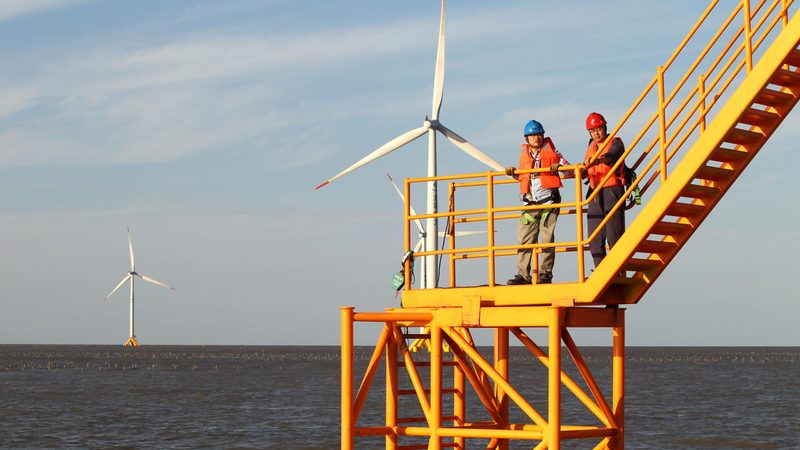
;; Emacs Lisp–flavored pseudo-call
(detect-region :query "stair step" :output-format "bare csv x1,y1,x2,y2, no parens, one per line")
709,146,749,163
623,258,662,271
637,239,679,255
754,87,796,108
695,165,736,182
770,68,800,88
723,128,763,146
681,183,721,200
665,202,705,218
785,49,800,68
739,108,781,127
651,221,693,236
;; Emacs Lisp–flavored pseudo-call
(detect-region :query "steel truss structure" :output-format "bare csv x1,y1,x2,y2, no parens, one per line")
341,306,625,449
338,1,800,448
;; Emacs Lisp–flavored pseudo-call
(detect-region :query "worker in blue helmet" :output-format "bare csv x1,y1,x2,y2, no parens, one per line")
504,120,571,285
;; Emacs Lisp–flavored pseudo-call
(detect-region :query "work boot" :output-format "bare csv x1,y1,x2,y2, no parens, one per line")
506,274,531,285
537,272,553,284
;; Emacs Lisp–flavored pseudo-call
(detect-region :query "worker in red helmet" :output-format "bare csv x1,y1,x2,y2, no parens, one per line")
583,112,626,268
504,120,571,285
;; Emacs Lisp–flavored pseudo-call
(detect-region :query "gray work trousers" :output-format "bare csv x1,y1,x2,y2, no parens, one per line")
587,185,626,268
516,205,560,280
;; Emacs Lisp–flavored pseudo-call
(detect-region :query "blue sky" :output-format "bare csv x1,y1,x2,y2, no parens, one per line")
0,0,797,346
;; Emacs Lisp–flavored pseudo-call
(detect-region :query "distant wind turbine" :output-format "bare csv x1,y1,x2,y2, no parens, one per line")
103,227,175,347
315,0,503,289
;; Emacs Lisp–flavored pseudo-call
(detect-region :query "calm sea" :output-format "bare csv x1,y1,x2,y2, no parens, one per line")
0,345,797,449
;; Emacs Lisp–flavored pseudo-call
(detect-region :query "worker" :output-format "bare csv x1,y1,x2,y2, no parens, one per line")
583,112,626,268
505,119,570,285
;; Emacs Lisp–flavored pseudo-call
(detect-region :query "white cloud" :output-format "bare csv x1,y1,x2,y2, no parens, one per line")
0,0,85,21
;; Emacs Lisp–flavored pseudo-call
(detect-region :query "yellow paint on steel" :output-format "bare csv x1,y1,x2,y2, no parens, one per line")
745,0,755,71
353,326,390,421
512,328,614,428
386,326,398,450
494,327,510,450
342,2,800,447
123,336,140,347
612,310,626,449
486,173,497,286
562,329,618,428
548,307,563,449
448,182,456,288
444,327,549,429
340,307,354,450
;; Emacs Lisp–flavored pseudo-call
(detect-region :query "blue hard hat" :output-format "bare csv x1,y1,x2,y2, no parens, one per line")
523,120,545,136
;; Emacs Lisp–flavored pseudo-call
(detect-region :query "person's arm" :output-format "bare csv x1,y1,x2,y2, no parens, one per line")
597,138,624,166
550,151,574,178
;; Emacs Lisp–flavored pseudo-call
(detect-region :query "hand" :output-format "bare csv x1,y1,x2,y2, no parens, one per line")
520,193,533,203
504,166,517,178
549,163,560,174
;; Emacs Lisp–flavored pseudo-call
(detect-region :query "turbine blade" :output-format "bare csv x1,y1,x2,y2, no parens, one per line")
438,230,487,237
387,173,425,234
104,274,131,301
414,237,425,253
431,0,446,120
127,227,135,271
137,273,176,291
315,126,428,190
438,123,504,171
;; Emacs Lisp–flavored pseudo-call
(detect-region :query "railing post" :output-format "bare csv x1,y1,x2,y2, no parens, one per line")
386,323,398,450
698,73,707,133
448,182,457,288
782,0,789,27
341,307,355,450
404,180,412,291
657,65,668,182
743,0,753,72
487,173,496,287
575,167,586,281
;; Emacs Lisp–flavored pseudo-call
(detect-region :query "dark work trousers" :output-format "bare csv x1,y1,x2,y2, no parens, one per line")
587,185,626,268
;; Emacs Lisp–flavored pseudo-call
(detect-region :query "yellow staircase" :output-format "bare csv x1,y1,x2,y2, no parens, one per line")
588,5,800,305
400,0,800,309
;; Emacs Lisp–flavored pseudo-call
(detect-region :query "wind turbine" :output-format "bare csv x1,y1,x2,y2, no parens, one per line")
315,0,504,289
103,227,175,347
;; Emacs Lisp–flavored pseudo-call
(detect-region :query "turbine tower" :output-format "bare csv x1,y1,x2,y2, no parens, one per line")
104,227,175,346
316,0,503,289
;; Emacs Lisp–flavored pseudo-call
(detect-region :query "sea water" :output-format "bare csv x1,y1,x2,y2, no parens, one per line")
0,345,797,449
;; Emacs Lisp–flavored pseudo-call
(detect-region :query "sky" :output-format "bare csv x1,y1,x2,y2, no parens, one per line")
0,0,798,346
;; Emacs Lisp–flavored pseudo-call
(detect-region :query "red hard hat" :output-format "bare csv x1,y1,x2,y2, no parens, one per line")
585,112,607,130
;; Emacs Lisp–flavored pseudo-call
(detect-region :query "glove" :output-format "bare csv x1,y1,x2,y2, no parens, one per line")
504,166,517,178
520,193,533,203
549,163,560,174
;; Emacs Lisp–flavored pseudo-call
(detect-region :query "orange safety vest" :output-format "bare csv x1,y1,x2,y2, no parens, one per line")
584,137,625,189
518,138,563,195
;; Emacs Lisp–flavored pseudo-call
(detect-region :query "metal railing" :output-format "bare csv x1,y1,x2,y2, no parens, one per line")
401,0,797,291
